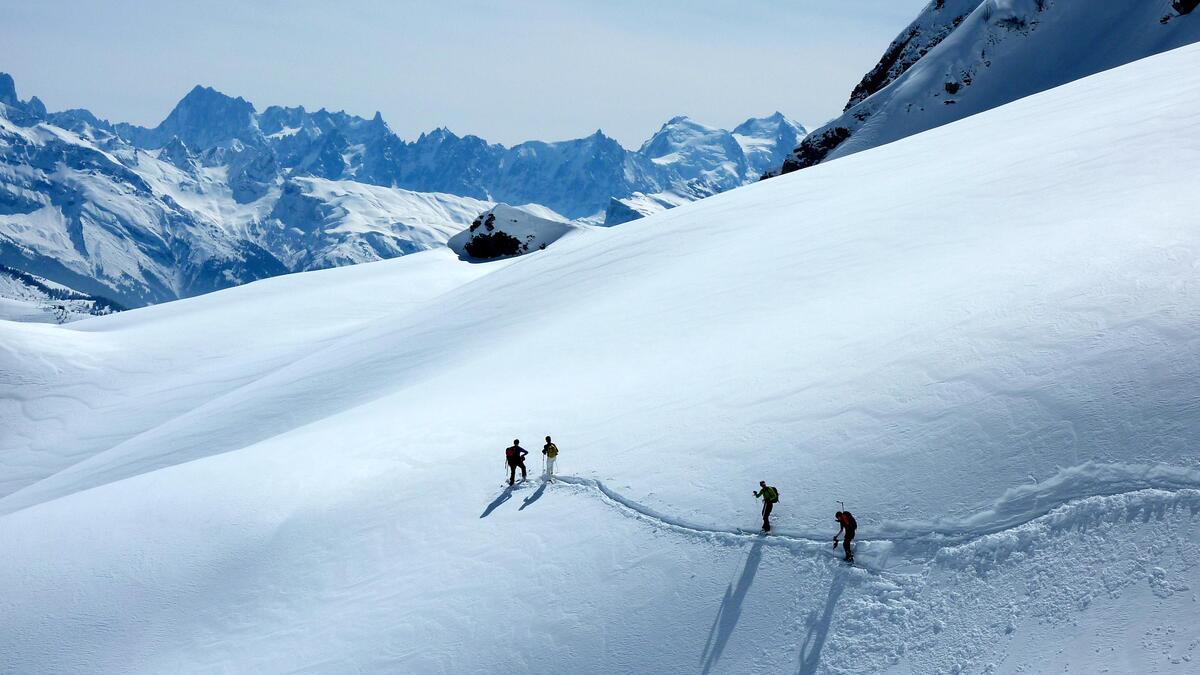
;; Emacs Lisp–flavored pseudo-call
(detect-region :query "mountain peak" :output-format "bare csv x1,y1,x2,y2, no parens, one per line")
420,126,459,144
732,112,805,139
367,111,392,134
177,84,252,110
150,84,260,150
0,72,17,106
0,72,48,121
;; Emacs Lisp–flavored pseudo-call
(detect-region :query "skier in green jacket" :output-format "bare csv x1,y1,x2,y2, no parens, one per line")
753,481,779,532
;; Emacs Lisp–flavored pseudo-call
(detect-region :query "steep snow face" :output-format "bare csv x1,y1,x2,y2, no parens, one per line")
780,0,1200,173
841,0,984,112
2,44,1199,673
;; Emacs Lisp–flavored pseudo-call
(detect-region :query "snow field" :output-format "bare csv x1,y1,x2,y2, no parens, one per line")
2,43,1200,672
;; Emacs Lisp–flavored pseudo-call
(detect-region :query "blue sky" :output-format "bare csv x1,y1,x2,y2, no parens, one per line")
5,0,929,147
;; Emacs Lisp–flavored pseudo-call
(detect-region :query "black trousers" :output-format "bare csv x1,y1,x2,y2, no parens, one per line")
762,500,774,529
508,461,527,485
843,530,855,559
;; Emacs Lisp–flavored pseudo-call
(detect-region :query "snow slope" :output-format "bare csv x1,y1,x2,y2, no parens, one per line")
3,44,1200,673
779,0,1200,173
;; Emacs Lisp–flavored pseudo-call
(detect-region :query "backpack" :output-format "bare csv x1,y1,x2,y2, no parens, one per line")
842,511,856,530
767,486,779,503
506,446,519,461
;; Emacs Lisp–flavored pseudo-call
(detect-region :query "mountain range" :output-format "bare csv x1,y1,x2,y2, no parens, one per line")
0,72,803,310
5,0,1200,317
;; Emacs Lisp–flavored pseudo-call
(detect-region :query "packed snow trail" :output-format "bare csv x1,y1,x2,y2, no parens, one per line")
554,468,1200,569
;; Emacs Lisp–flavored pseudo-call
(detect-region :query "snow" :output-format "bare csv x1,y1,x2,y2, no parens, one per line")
732,111,808,172
0,106,510,307
0,267,117,322
603,189,698,226
784,0,1200,173
0,295,51,322
3,43,1200,673
447,203,588,260
4,66,806,304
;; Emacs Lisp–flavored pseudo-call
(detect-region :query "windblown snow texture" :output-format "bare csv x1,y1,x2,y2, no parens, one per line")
2,43,1199,673
778,0,1200,174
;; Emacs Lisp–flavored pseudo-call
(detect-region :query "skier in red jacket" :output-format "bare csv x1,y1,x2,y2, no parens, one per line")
833,511,857,562
505,440,528,486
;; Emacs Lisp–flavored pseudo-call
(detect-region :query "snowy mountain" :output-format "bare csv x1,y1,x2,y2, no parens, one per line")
777,0,1200,174
110,85,802,219
601,113,805,226
0,72,801,311
0,92,496,308
3,42,1199,673
732,111,807,172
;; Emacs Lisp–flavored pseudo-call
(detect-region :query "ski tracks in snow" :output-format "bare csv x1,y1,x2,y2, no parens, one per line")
549,468,1200,578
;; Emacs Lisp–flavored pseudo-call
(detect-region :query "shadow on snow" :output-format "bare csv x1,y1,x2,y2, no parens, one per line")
480,486,515,518
700,538,764,675
797,573,846,675
519,481,548,511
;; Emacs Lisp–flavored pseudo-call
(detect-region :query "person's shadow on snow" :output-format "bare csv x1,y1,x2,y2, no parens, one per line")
700,538,764,675
519,481,547,511
480,486,515,518
797,573,846,674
